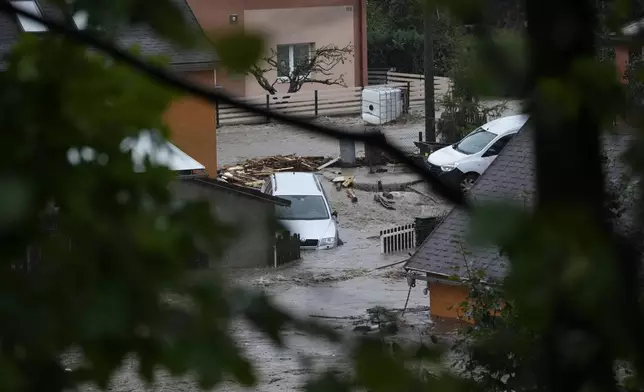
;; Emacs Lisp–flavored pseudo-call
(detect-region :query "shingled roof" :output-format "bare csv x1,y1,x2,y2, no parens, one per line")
0,0,216,71
404,122,638,281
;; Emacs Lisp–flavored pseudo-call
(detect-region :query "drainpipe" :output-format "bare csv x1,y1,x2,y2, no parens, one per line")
358,0,367,87
425,273,431,321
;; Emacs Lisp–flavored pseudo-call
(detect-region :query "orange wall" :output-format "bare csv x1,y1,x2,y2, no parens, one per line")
163,70,218,175
431,282,470,320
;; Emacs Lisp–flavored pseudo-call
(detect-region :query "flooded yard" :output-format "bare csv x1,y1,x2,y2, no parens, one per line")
81,114,466,391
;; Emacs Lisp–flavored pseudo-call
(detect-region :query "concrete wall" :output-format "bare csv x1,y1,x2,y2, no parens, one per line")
430,281,470,320
243,6,355,97
163,70,218,174
186,0,367,97
169,179,275,268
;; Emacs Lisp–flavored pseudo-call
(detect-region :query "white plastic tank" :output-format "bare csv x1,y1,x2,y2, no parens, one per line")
361,86,404,125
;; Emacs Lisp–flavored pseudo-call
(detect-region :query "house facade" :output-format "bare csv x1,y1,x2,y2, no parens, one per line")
186,0,367,97
2,0,220,175
404,125,638,321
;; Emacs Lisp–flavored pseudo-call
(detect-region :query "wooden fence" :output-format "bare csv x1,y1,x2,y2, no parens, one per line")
367,67,395,85
387,71,451,109
216,71,452,126
217,86,367,126
380,223,417,254
272,232,301,268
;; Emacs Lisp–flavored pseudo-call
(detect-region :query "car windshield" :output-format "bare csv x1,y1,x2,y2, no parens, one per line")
276,195,329,220
453,128,497,155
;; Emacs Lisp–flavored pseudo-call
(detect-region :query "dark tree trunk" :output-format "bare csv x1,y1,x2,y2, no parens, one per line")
527,0,638,390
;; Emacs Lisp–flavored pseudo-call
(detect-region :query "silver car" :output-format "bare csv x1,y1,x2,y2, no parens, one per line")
261,172,339,250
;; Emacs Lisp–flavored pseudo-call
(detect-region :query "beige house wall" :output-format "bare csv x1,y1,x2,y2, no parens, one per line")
243,6,356,97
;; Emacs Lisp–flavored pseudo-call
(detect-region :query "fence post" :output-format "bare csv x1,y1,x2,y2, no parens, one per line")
405,81,411,113
273,234,278,268
314,90,319,117
265,94,270,123
215,100,220,127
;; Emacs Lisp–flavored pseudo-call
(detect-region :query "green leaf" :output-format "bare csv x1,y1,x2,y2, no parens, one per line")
243,292,291,345
467,201,527,248
304,371,351,392
212,30,265,74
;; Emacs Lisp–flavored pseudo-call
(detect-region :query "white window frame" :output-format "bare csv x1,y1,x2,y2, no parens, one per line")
276,43,313,82
11,0,48,32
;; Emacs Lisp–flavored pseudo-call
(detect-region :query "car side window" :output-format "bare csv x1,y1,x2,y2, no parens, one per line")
485,134,513,156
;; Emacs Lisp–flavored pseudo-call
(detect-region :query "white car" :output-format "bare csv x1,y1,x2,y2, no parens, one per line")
261,172,339,250
426,114,529,192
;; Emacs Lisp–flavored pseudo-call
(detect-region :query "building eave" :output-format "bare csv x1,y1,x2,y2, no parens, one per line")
170,61,217,72
190,177,291,206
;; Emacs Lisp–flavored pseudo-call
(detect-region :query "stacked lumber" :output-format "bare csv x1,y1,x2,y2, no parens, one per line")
217,155,332,188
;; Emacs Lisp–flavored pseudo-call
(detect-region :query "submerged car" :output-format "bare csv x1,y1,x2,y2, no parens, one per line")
261,172,339,250
427,114,529,192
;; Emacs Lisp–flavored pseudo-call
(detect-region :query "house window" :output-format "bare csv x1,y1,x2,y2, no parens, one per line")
11,1,48,32
276,43,314,78
73,10,88,30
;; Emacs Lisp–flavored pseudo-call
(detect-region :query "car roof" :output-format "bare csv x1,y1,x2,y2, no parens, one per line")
272,172,323,196
481,114,529,136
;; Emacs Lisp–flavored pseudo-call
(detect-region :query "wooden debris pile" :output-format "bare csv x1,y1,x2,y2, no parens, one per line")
218,155,332,188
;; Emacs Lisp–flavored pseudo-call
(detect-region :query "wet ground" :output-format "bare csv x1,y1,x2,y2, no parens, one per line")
78,176,444,392
215,177,440,391
216,101,522,167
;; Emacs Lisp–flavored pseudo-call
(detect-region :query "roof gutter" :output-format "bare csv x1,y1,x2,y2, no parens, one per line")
404,267,498,287
404,268,453,283
192,178,291,206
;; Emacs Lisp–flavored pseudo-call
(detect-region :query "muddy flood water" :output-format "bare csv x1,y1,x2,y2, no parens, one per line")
77,175,448,392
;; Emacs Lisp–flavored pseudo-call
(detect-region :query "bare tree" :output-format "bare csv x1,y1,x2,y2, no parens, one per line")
249,44,354,94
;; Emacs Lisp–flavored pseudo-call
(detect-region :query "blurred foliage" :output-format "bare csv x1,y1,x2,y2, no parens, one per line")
366,0,526,75
210,30,265,75
367,2,466,75
449,263,539,392
0,29,258,391
436,29,523,141
0,2,462,391
5,0,644,392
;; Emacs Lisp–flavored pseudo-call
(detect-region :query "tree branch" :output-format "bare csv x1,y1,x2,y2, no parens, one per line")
248,64,277,95
0,1,467,206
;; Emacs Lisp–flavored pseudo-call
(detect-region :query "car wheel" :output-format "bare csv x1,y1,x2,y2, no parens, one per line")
460,173,479,193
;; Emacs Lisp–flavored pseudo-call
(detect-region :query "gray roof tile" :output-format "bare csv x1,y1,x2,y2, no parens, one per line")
0,0,216,69
405,122,638,281
114,0,217,68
